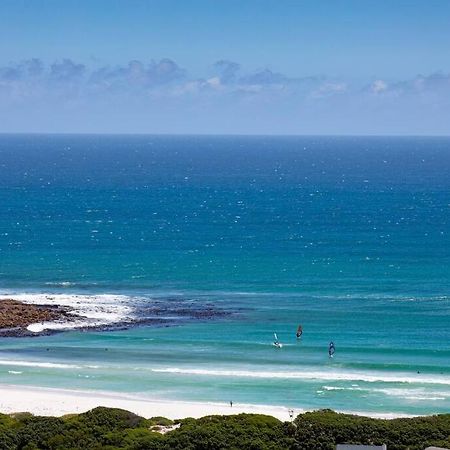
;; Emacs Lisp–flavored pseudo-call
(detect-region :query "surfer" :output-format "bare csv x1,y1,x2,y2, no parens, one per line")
296,324,303,339
328,341,335,358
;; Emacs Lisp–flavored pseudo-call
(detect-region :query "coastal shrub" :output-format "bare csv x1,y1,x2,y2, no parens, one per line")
120,428,163,450
0,408,449,450
162,413,293,450
47,406,147,449
15,416,65,450
0,432,16,450
0,415,17,450
292,409,450,450
7,414,33,422
0,413,22,450
71,407,146,431
147,417,173,427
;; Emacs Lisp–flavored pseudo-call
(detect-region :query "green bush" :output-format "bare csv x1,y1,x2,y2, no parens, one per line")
293,409,450,450
0,413,19,450
147,417,173,427
162,413,293,450
0,407,449,450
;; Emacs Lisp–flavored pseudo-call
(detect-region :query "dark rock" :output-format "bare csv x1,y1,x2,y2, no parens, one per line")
0,299,77,337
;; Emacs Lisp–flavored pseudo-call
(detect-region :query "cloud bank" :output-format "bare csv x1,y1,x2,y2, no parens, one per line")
1,58,449,134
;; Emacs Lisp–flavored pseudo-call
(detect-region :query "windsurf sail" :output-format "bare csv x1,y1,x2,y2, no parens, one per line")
328,341,335,357
273,333,282,348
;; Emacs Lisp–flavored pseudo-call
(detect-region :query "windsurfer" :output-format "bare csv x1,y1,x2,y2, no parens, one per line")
328,341,335,358
273,333,282,348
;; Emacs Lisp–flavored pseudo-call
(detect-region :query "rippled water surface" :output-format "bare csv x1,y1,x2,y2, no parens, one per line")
0,134,449,416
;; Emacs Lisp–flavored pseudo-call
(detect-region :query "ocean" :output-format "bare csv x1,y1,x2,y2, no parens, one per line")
0,134,449,417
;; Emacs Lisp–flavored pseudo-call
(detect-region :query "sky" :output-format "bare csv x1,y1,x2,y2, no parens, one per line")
1,0,450,135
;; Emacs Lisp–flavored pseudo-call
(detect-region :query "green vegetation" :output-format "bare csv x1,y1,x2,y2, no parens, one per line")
0,407,448,450
292,409,450,450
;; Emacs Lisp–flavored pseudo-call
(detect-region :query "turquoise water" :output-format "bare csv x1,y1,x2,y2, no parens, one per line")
0,134,449,416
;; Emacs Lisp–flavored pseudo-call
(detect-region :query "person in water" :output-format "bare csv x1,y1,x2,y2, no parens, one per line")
296,325,303,339
273,333,281,347
328,341,335,357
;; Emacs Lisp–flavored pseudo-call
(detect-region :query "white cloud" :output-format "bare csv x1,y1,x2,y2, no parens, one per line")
370,79,388,93
311,82,347,98
1,58,450,134
206,77,222,88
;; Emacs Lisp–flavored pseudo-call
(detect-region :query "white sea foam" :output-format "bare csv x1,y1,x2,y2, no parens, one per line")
323,385,364,391
7,370,22,375
0,359,82,369
151,367,450,386
374,387,448,401
0,292,135,333
320,385,447,401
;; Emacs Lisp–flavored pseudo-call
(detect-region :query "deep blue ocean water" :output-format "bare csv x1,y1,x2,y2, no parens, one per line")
0,134,449,416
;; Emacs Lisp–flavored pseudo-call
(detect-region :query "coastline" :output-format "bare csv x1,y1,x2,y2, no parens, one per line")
0,384,415,420
0,384,291,420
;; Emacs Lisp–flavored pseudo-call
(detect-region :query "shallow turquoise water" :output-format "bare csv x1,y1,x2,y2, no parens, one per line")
0,135,449,416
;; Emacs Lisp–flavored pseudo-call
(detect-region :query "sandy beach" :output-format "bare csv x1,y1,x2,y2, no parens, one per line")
0,384,293,420
0,384,417,420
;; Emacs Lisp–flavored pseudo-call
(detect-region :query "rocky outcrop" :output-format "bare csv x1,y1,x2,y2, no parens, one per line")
0,296,233,337
0,299,72,336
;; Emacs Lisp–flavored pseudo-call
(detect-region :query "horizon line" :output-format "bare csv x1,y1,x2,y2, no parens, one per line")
1,132,450,139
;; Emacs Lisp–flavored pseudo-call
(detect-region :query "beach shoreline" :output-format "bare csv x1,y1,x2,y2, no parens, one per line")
0,384,291,420
0,384,416,420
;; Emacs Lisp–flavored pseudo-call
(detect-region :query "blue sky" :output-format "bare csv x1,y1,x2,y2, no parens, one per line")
1,0,450,134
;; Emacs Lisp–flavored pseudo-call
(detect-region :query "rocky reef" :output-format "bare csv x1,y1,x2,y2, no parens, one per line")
0,299,75,337
0,296,232,337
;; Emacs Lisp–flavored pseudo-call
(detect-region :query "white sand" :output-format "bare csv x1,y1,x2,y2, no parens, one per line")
0,384,294,420
0,384,415,420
